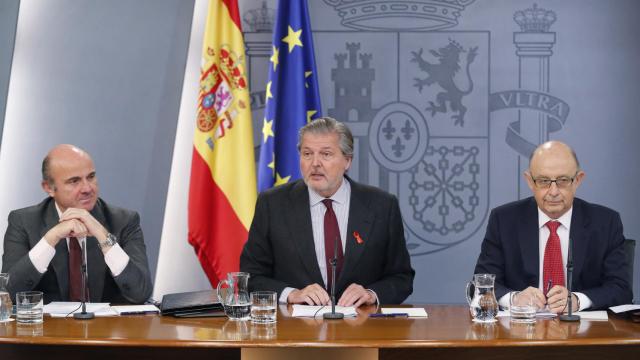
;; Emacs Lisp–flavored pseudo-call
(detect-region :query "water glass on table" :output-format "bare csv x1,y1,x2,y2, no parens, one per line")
250,291,277,324
0,273,12,322
16,291,44,324
510,291,536,323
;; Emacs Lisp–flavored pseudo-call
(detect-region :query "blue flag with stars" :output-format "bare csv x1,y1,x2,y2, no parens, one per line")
257,0,322,192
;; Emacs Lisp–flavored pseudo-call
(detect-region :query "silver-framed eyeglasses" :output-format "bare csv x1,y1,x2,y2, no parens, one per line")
530,173,577,189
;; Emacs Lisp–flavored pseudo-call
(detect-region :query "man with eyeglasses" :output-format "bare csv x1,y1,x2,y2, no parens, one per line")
474,141,632,313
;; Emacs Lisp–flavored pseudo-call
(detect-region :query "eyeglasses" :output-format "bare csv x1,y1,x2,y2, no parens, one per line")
530,173,577,189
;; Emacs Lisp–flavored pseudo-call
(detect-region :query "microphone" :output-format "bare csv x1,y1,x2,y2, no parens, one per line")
323,236,343,320
559,237,580,322
74,240,94,320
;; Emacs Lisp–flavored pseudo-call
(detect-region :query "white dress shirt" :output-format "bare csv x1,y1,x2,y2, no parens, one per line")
279,179,350,303
28,202,130,278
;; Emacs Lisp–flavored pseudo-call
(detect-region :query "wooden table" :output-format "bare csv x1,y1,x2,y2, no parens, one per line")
0,305,639,360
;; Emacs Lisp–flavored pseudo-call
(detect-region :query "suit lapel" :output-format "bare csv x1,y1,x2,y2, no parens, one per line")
87,201,108,301
518,198,540,287
339,180,374,289
569,199,588,287
40,200,70,300
286,181,324,285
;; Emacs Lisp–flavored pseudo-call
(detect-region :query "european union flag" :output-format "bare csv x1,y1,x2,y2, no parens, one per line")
257,0,322,192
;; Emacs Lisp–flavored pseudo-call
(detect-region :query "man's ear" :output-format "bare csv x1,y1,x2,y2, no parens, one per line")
344,156,353,172
573,170,585,189
42,180,54,197
523,171,535,191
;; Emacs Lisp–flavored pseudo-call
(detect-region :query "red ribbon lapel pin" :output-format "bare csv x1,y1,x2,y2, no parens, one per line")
353,231,364,244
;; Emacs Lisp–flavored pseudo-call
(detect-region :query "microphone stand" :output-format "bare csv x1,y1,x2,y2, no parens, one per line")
324,236,343,320
74,240,94,320
559,237,580,322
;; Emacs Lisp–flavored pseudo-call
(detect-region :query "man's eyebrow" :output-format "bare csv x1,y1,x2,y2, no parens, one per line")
65,176,81,183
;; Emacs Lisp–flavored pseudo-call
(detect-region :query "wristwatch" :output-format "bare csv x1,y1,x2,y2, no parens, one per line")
99,233,117,249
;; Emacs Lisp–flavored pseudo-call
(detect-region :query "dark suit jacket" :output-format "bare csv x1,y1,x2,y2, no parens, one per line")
240,178,414,304
2,197,153,304
474,197,632,309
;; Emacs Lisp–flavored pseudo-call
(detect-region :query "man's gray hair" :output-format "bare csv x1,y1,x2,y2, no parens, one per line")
297,117,354,157
42,155,53,185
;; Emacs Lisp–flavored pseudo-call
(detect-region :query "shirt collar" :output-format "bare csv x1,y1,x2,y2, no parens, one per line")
308,177,350,206
537,206,573,230
54,202,63,218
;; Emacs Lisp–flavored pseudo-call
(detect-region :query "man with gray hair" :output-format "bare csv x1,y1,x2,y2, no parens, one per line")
241,117,414,306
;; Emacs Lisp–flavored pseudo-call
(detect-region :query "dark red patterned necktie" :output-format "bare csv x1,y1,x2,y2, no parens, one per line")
323,199,343,291
68,237,88,302
543,221,565,294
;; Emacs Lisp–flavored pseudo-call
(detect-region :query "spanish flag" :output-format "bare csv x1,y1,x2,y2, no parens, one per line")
188,0,256,287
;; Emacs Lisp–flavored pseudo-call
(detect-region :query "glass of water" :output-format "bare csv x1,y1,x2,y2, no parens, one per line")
250,291,277,323
510,291,536,324
16,291,44,324
0,273,12,322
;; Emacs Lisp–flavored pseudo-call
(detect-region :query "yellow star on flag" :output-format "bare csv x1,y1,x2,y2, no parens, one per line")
265,81,273,102
262,118,274,143
306,110,317,124
270,46,279,72
267,158,275,174
305,71,312,89
275,172,291,186
282,26,303,53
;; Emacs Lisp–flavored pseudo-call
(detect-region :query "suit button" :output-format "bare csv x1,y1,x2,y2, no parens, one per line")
26,280,34,287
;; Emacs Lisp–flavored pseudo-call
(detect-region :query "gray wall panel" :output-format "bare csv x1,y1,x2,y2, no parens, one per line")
0,0,20,149
0,0,194,283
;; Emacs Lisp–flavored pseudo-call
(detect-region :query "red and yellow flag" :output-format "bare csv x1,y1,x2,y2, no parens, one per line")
188,0,256,287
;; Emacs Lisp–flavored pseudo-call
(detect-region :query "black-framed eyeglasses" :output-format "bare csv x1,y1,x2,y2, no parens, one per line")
530,172,578,189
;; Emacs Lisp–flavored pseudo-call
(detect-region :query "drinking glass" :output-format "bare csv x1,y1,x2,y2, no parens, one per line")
16,291,43,324
510,291,536,323
250,291,277,323
0,273,12,322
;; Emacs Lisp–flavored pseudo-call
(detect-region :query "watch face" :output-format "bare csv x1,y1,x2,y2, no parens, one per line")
101,234,117,248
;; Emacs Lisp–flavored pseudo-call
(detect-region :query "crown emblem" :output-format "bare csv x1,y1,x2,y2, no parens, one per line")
243,1,275,32
513,3,557,33
323,0,475,31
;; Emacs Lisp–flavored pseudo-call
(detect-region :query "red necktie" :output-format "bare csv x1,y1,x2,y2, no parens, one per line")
543,221,565,294
323,199,343,291
68,237,88,302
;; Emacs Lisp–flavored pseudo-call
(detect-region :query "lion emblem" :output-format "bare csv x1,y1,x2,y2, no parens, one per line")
411,40,478,126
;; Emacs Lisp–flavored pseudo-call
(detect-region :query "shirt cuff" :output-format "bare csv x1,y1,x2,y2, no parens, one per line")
573,292,592,311
279,287,295,304
498,292,512,309
366,289,379,305
28,238,56,274
104,244,130,277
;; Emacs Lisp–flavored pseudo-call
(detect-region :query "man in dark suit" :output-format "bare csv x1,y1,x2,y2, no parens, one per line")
240,117,414,307
2,144,152,304
474,141,632,312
